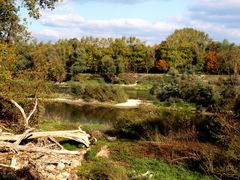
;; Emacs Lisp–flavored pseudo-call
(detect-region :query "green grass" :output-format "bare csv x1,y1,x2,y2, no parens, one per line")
39,119,80,131
78,140,214,180
81,123,111,132
39,119,110,132
61,140,85,151
127,159,213,180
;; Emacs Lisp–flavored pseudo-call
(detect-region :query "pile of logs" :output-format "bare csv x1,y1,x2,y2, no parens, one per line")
0,98,92,179
0,127,91,179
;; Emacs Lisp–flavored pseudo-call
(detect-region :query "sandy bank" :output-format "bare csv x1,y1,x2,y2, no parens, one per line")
43,98,151,108
115,99,143,108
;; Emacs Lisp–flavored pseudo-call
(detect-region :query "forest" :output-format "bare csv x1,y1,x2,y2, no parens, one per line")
2,30,240,83
0,0,240,179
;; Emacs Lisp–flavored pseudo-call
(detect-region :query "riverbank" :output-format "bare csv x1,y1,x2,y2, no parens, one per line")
43,98,152,109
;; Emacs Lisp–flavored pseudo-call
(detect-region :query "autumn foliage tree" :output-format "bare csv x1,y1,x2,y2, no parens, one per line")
205,51,218,73
155,59,169,73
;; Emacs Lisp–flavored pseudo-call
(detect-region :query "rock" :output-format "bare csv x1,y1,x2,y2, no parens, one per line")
62,172,70,179
56,172,70,180
46,165,56,172
71,160,81,168
57,162,65,171
61,160,71,165
106,136,117,142
96,145,110,158
48,173,55,180
67,172,78,180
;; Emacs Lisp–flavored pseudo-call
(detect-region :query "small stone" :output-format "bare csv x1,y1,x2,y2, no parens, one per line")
48,173,55,180
57,162,65,171
106,136,117,142
61,160,71,165
71,160,81,168
62,172,70,179
96,145,110,158
67,173,78,180
46,165,56,172
56,173,65,180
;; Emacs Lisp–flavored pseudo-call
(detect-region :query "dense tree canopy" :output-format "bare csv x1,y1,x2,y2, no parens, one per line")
156,28,211,72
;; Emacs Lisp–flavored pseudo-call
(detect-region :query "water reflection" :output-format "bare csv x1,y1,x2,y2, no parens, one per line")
44,103,131,124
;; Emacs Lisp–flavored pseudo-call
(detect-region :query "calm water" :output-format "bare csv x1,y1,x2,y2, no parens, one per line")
44,87,156,124
44,103,132,124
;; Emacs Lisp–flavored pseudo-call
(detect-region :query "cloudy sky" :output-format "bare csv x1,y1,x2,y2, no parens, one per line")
23,0,240,44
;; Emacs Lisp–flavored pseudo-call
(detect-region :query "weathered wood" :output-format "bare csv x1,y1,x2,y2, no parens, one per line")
0,129,91,147
14,128,34,145
10,98,38,129
0,142,85,155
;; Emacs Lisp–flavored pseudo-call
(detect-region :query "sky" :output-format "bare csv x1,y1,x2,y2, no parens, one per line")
21,0,240,44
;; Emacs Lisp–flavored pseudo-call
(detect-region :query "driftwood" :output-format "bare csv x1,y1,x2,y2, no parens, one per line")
0,129,91,147
10,98,38,129
0,142,86,155
0,97,92,179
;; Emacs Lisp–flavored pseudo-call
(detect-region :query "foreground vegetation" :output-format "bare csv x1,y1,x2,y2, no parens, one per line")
40,119,214,180
0,0,240,179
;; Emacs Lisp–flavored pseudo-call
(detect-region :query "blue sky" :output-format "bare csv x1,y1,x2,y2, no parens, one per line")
21,0,240,44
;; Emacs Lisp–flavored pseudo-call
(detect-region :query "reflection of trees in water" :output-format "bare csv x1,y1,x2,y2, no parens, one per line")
44,103,131,124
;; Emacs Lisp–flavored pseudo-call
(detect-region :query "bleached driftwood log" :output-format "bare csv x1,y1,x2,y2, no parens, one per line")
0,129,91,147
0,141,87,155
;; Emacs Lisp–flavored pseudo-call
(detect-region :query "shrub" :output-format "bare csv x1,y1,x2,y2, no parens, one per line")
150,75,216,107
197,116,240,178
117,73,138,84
113,107,198,141
70,82,128,103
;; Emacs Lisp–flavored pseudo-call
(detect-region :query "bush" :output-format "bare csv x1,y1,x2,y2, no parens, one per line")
113,107,198,141
117,73,138,84
196,116,240,178
150,75,216,107
70,82,128,103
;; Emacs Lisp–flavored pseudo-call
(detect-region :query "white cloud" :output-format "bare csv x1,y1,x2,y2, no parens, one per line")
33,0,240,44
68,0,161,4
37,12,181,43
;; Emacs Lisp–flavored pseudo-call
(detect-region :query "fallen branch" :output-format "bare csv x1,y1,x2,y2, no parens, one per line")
0,129,90,147
14,128,34,145
0,142,86,155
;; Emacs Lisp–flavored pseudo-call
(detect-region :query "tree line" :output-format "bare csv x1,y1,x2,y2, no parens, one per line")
0,29,239,83
1,1,240,84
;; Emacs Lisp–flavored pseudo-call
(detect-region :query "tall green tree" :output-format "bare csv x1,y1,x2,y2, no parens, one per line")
162,28,211,72
0,0,28,43
0,0,60,43
67,39,87,79
32,43,66,82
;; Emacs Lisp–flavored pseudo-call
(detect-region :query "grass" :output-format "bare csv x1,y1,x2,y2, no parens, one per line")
40,115,214,179
127,159,212,180
39,119,80,131
39,119,110,132
61,140,85,151
77,140,214,180
155,101,197,113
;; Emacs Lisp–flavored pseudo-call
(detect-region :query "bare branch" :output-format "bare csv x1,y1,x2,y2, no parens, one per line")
26,98,38,123
10,98,38,129
10,99,27,122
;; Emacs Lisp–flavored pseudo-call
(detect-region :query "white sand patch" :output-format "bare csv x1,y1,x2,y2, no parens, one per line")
115,99,143,108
